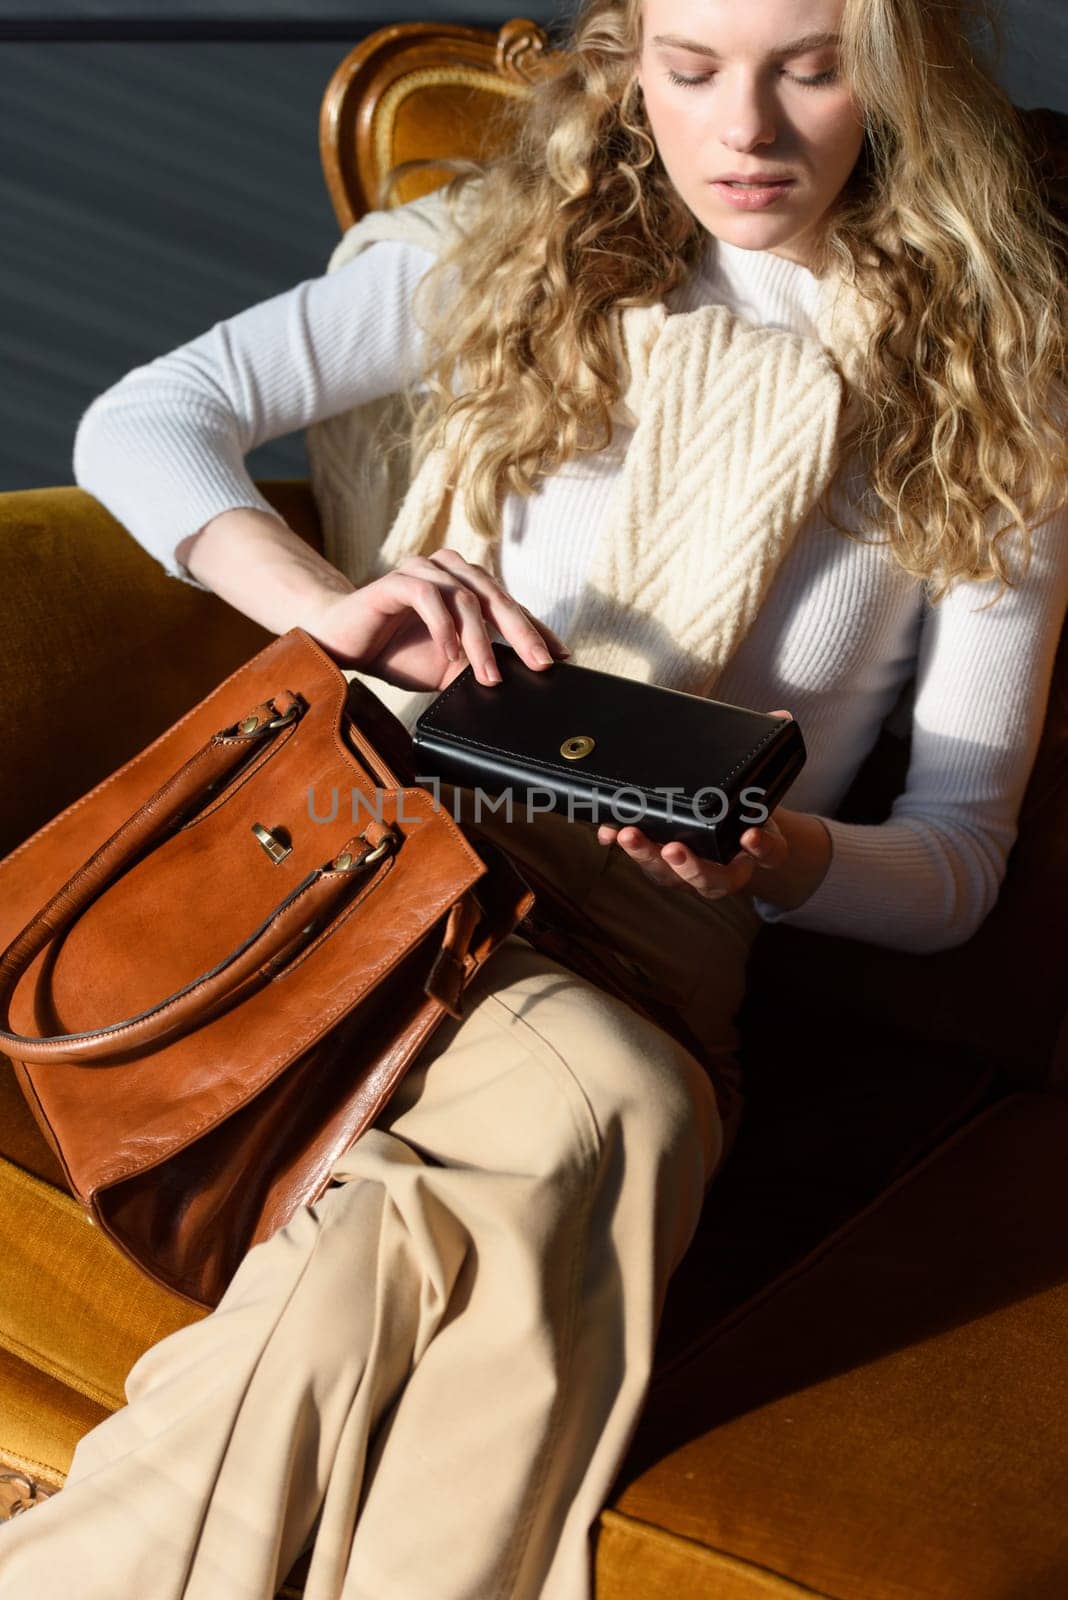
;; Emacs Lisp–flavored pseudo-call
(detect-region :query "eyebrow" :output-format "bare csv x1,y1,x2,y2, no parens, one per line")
651,30,841,59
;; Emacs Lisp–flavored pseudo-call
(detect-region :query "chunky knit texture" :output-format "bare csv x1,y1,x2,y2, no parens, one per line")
71,193,1068,954
306,184,875,706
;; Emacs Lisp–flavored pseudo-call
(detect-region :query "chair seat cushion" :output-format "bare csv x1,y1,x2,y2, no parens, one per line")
0,1155,204,1426
0,1344,111,1490
653,1019,998,1370
601,1091,1068,1600
0,1021,997,1499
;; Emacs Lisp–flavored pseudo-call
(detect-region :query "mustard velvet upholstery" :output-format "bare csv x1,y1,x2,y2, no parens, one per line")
606,1094,1068,1599
648,1029,1001,1373
0,1160,203,1420
0,481,321,860
0,480,314,1498
0,1345,110,1492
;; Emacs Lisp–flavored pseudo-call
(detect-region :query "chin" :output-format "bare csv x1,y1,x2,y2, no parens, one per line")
713,210,815,254
705,215,791,247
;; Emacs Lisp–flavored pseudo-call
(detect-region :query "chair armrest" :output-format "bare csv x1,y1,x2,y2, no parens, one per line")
0,481,322,857
744,612,1068,1090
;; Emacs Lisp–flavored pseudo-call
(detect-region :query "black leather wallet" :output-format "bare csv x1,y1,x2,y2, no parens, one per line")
412,641,806,865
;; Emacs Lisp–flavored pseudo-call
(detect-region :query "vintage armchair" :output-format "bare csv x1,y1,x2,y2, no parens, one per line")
2,19,1067,1598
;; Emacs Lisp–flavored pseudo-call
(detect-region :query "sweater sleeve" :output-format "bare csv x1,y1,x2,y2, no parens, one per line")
71,240,435,590
750,495,1068,953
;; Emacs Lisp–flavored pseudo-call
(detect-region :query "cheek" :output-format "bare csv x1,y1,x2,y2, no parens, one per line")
805,99,866,174
642,87,704,157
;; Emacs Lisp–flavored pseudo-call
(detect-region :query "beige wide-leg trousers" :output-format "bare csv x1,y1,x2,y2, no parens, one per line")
0,804,760,1600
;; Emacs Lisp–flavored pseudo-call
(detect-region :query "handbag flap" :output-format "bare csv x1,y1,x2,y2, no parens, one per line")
0,629,489,1196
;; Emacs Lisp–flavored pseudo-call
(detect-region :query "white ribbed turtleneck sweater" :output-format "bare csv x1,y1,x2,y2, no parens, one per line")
71,233,1068,954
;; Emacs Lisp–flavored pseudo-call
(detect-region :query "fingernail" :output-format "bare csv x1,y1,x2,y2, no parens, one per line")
531,645,552,665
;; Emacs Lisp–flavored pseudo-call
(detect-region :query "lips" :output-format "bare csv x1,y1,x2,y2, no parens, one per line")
711,179,796,211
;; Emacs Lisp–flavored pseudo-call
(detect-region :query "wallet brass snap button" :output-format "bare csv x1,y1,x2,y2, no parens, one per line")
560,735,595,761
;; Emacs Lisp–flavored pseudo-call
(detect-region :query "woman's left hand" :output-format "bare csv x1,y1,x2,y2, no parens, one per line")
596,815,789,900
596,707,793,902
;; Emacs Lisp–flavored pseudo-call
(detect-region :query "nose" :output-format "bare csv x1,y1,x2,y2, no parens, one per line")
716,70,779,154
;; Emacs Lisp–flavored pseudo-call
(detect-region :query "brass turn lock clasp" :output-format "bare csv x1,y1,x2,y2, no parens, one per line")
251,823,293,864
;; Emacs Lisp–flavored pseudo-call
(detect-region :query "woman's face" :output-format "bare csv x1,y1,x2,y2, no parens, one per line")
633,0,866,268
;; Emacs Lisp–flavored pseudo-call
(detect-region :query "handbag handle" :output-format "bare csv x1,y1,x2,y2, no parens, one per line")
0,691,396,1065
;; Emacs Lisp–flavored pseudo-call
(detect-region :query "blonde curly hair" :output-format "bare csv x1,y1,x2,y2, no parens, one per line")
379,0,1068,608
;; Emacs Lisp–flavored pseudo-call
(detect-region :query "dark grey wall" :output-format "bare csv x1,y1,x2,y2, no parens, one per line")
3,39,379,491
3,1,1064,495
0,1,558,28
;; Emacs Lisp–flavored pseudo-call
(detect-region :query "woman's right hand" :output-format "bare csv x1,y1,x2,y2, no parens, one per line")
299,549,570,690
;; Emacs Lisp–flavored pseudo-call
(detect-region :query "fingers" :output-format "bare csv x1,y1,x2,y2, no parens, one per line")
514,603,571,660
451,584,503,684
598,824,681,887
423,550,570,674
597,824,756,898
598,818,789,900
369,552,570,688
367,561,498,685
364,568,464,667
738,813,789,868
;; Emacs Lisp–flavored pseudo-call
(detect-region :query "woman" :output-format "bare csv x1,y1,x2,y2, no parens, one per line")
3,0,1066,1596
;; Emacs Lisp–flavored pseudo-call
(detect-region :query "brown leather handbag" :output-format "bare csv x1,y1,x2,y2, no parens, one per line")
0,627,534,1310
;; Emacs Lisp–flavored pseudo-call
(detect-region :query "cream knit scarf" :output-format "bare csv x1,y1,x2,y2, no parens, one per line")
305,183,878,726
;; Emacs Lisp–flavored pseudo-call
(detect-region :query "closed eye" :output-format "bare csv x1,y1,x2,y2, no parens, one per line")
665,68,839,90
